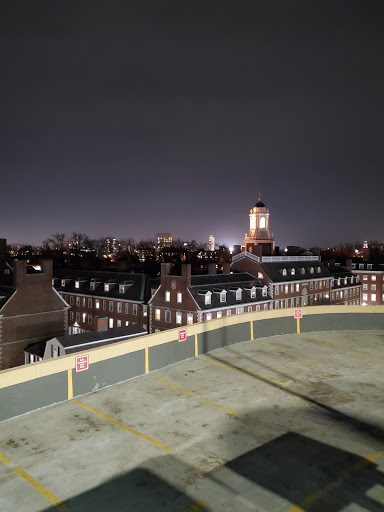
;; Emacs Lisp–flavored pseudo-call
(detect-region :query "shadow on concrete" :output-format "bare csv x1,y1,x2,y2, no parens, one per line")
40,464,211,512
204,344,384,445
38,431,384,512
218,431,384,512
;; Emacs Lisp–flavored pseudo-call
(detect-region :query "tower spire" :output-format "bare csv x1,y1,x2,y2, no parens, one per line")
258,192,261,202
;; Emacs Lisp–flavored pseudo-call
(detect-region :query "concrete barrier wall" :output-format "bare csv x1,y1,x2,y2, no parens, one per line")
0,305,383,421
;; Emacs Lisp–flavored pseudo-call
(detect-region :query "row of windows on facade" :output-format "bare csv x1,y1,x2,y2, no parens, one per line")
172,286,268,306
155,302,269,325
274,288,359,308
58,278,135,293
280,266,322,276
352,263,377,270
362,283,383,291
361,275,380,281
275,280,330,295
63,294,146,316
362,293,383,302
69,310,147,330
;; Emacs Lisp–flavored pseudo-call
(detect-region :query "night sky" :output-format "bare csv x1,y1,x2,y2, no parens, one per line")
1,1,383,248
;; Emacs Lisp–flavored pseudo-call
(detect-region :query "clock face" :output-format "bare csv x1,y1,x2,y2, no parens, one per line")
171,279,176,289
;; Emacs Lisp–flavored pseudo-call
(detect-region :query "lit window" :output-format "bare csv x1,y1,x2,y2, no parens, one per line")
310,267,314,274
187,313,193,325
248,306,252,312
176,312,182,324
236,289,242,300
104,283,109,292
291,268,295,275
301,268,305,275
205,293,211,305
264,304,268,310
165,291,170,302
296,284,299,292
226,310,231,316
262,287,267,297
206,313,212,321
109,318,113,328
371,294,376,301
285,285,289,294
75,281,79,289
82,313,86,323
220,290,226,302
282,269,287,276
250,287,256,298
258,272,263,279
340,291,343,299
371,275,376,281
116,319,121,327
363,284,368,290
217,311,222,318
177,292,182,303
155,309,161,321
143,305,148,317
317,267,321,273
260,216,266,228
236,307,244,314
133,304,137,315
363,293,368,301
95,299,100,309
165,310,171,322
363,275,368,280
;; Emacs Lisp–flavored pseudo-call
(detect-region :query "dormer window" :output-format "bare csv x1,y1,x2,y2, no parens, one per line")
61,279,65,287
291,268,295,276
359,264,364,269
282,268,287,276
104,283,109,292
236,289,242,300
344,277,347,285
104,279,117,292
352,263,356,269
90,282,96,291
250,287,256,298
337,278,341,286
220,290,227,302
262,286,268,297
317,267,321,273
367,264,372,270
310,267,314,274
301,268,305,275
119,281,133,294
205,292,211,305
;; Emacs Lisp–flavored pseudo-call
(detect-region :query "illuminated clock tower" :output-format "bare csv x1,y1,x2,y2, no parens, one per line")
244,194,275,256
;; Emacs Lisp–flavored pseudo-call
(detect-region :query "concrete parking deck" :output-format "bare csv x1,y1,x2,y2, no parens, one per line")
1,330,384,512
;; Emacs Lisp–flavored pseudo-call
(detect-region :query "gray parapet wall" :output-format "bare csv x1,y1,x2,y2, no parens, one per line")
0,306,383,422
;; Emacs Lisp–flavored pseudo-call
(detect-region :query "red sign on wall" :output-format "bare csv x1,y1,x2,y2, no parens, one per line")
294,309,303,319
178,329,187,343
75,354,89,372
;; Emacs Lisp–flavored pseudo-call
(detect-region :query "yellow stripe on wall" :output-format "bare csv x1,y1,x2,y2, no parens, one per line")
67,369,73,399
145,347,149,373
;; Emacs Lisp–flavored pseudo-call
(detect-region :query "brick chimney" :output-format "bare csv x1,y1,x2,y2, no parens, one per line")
222,263,231,275
161,262,172,282
208,262,217,275
181,263,192,286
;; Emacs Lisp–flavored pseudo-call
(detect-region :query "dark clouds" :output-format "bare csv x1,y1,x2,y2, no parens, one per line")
1,1,383,247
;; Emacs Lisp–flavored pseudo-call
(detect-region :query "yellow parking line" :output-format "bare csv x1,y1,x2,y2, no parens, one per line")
301,334,364,354
73,399,172,452
150,375,238,415
288,451,383,512
0,451,68,512
199,356,287,386
253,339,322,367
185,499,208,511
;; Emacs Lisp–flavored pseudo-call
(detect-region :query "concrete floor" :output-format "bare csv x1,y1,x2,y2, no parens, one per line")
1,330,384,512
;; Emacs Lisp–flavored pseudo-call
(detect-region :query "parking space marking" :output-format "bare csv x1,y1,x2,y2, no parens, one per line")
253,339,323,367
184,499,208,511
73,400,172,452
301,334,366,354
150,375,238,415
0,451,68,512
287,450,383,512
198,356,287,386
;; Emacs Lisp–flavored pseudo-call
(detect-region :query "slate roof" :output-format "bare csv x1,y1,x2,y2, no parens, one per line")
328,266,360,290
0,286,16,310
53,270,157,302
25,325,147,357
259,261,332,283
188,272,271,310
351,261,384,272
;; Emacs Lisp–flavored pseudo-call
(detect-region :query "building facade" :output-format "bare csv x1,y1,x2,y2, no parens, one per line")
350,261,384,305
53,270,158,334
149,263,272,332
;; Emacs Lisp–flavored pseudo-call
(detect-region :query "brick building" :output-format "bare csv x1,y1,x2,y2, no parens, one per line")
0,253,68,369
350,261,384,305
53,269,158,334
149,262,272,332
